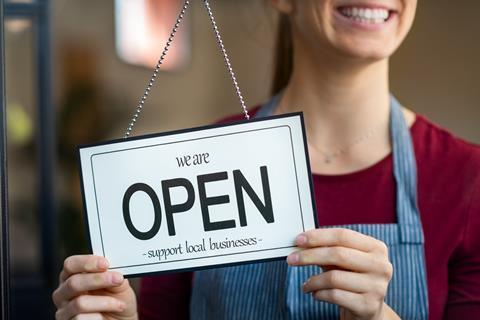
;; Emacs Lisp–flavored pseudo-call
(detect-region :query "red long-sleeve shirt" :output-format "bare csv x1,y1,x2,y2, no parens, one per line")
139,108,480,320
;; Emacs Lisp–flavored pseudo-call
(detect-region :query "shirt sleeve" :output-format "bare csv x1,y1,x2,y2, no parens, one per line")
444,162,480,318
138,272,193,320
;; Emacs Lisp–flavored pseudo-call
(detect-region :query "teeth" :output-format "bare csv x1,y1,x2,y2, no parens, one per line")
340,7,390,23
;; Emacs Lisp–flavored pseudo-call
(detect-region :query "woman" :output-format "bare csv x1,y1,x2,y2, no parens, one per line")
52,0,480,319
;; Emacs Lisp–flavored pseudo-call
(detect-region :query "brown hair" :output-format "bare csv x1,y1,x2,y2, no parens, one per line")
271,14,293,95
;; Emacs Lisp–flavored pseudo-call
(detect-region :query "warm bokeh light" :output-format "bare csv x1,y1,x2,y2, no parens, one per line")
115,0,190,70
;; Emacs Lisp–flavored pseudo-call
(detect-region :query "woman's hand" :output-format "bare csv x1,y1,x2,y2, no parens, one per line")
287,228,399,320
52,255,138,320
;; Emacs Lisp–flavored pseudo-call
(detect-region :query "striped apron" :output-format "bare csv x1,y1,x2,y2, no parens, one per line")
190,96,429,319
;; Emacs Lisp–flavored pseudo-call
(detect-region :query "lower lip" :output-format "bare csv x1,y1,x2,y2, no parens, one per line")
333,8,396,31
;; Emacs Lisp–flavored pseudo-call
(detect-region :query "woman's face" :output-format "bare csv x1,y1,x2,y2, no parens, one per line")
272,0,417,61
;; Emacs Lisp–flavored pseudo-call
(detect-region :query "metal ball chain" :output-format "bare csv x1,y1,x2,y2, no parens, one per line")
124,0,191,139
124,0,249,139
202,0,249,121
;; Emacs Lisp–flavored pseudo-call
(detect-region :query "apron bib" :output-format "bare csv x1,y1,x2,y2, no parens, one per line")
190,96,429,319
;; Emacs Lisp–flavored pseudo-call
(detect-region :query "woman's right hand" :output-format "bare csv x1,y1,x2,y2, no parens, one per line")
52,255,138,320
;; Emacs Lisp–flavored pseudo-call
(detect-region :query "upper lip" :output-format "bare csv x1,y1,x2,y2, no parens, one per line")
335,1,398,12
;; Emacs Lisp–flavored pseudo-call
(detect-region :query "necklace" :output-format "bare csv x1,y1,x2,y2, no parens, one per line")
307,125,383,164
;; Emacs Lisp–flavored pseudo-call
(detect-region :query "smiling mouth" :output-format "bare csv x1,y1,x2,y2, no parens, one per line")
337,6,394,24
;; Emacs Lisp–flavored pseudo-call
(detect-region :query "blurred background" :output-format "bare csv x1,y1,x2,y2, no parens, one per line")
3,0,480,318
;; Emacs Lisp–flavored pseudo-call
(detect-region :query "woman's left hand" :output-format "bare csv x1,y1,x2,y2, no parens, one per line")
286,228,399,320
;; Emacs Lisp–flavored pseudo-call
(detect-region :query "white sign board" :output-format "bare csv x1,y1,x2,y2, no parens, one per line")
78,113,317,276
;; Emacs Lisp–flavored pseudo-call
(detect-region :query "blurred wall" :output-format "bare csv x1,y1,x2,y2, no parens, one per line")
52,0,480,143
52,0,275,139
391,0,480,142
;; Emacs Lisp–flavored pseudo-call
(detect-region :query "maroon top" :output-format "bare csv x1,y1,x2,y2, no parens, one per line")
139,108,480,320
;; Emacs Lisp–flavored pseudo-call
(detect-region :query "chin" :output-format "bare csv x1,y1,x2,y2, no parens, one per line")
334,40,398,61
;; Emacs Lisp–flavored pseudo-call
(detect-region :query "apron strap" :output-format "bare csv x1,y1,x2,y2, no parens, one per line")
254,94,281,119
390,97,424,244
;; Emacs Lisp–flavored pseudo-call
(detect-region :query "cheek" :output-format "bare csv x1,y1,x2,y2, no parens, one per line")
400,1,417,37
392,2,418,51
293,1,333,46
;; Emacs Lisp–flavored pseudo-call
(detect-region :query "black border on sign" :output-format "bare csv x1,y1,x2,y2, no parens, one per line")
76,112,319,275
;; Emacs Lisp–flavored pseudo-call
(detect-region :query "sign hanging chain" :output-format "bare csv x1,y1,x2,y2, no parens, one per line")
124,0,249,139
203,0,249,121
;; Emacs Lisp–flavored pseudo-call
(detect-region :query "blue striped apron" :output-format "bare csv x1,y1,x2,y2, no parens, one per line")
190,96,429,319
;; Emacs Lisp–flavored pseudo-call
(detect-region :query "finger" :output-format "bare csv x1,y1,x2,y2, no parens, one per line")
314,289,378,316
53,272,124,305
59,295,126,320
303,270,387,295
313,289,365,314
60,255,109,283
287,246,381,272
295,228,388,254
70,314,103,320
56,309,104,320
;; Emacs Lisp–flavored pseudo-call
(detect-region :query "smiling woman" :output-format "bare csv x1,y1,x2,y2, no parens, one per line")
51,0,480,319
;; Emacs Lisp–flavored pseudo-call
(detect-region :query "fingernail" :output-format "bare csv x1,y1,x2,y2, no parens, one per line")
287,253,299,264
112,273,124,285
295,234,307,246
302,281,308,293
97,259,109,270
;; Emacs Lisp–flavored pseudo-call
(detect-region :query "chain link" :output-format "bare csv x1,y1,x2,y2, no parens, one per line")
124,0,191,138
124,0,249,139
202,0,249,121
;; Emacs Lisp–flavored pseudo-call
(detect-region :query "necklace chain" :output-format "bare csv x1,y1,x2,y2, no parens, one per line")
308,124,383,164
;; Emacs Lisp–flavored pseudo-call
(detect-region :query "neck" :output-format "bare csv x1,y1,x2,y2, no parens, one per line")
277,46,391,150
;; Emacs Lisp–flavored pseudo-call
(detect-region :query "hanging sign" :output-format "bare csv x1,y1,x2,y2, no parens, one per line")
78,113,317,276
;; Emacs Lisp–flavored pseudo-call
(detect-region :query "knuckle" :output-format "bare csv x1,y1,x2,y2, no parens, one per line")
77,314,102,320
59,271,66,284
55,309,62,320
100,296,114,309
63,257,73,273
328,288,343,301
52,289,60,307
107,297,120,309
382,261,394,279
377,241,389,255
65,277,78,292
326,271,341,287
336,228,349,243
72,296,87,313
331,247,347,263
